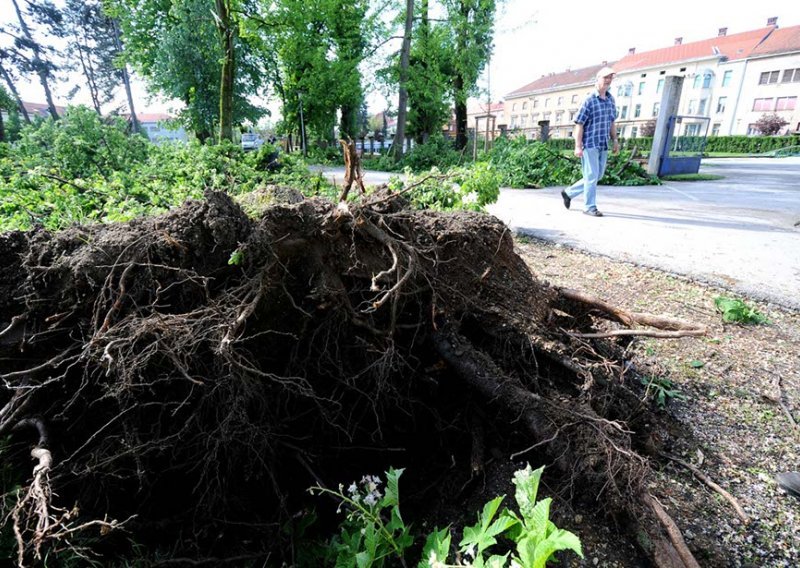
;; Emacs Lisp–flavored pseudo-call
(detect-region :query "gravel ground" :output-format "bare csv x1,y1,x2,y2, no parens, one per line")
515,236,800,567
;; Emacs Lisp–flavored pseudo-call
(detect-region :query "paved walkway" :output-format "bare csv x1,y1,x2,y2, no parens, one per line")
487,158,800,309
318,158,800,309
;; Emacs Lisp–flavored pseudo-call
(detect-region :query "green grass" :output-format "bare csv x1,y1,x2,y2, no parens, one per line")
660,173,725,181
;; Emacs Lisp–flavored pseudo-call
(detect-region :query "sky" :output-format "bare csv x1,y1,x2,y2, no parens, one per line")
483,0,800,104
3,0,799,117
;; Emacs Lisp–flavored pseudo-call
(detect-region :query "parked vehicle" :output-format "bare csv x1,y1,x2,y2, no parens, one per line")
241,132,264,151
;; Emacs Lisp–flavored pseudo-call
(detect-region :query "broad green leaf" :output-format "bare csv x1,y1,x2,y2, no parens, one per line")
382,467,404,508
419,527,452,568
355,551,373,568
485,553,510,568
525,498,552,541
531,529,584,568
513,464,544,522
459,496,505,553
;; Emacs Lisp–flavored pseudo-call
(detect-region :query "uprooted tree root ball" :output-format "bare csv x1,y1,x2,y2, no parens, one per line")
1,190,713,566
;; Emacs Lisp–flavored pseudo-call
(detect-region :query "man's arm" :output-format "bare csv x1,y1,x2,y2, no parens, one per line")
610,120,619,154
574,123,584,157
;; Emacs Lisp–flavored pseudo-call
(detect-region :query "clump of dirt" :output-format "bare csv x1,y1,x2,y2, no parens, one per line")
1,192,711,566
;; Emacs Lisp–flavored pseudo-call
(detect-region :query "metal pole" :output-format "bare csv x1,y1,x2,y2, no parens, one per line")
298,92,307,157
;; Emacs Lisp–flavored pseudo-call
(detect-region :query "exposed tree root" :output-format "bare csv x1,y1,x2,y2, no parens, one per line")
0,191,715,564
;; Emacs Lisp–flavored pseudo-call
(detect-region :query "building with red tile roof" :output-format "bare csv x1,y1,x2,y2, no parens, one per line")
503,19,800,139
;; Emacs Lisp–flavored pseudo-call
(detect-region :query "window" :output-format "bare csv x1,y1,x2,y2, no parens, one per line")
746,124,758,136
533,99,539,108
571,94,578,103
686,123,701,136
638,82,645,95
557,96,563,106
656,79,664,93
520,116,527,128
687,100,696,114
702,73,713,88
753,98,775,111
631,126,638,138
652,102,660,116
776,97,797,111
555,111,564,124
522,102,528,110
640,73,647,78
782,68,800,82
568,111,576,121
620,82,632,96
711,123,721,136
620,105,628,119
544,98,550,107
693,75,702,89
619,126,626,137
510,116,518,129
512,103,517,111
634,104,641,118
716,96,727,113
698,98,707,115
722,70,732,87
759,70,780,85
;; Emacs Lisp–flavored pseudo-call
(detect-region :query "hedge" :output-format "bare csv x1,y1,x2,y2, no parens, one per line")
544,135,798,154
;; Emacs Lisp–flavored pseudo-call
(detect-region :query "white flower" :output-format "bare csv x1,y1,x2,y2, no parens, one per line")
348,482,358,496
462,191,479,205
363,493,378,507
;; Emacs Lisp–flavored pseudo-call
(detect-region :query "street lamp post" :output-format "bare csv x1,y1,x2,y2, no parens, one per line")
298,91,307,158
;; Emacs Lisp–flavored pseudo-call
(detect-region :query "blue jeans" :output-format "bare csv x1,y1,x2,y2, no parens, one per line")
565,148,608,212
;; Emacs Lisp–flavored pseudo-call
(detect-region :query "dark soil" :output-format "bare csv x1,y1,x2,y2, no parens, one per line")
0,192,720,566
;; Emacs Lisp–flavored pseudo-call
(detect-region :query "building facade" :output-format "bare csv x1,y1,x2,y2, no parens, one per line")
503,19,800,140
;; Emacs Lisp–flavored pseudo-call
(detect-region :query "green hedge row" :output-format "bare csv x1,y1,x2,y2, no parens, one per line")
544,135,798,154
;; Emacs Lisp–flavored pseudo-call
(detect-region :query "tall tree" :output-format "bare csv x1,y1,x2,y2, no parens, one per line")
107,0,265,142
392,0,413,159
62,0,122,115
110,18,140,134
3,0,63,119
442,0,496,150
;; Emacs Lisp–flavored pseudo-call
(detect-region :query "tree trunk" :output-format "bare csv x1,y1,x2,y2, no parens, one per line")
0,64,30,124
12,0,59,120
392,0,414,160
111,18,140,134
216,0,235,143
454,74,468,150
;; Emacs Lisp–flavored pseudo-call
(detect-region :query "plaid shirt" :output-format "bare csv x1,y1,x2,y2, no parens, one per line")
574,90,618,150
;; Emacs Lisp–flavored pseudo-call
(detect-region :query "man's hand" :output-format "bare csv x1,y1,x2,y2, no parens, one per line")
574,147,584,158
612,139,620,155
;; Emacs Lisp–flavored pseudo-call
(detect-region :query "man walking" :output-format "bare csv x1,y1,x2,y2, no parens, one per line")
561,66,620,217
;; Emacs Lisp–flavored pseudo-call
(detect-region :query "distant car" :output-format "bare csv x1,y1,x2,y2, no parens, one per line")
241,132,264,151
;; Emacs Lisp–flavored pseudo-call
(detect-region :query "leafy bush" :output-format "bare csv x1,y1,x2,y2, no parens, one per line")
714,296,768,324
490,137,657,188
397,135,464,172
308,465,583,567
387,162,500,212
0,110,337,231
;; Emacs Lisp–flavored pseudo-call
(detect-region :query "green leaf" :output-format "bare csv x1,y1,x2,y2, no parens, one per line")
689,360,704,368
419,527,452,568
459,496,508,554
382,467,403,508
531,529,584,568
512,464,544,524
485,553,510,568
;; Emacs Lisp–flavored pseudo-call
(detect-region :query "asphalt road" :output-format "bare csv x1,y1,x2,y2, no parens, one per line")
317,157,800,309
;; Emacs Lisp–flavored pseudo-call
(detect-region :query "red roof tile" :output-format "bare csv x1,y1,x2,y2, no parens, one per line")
613,27,776,72
749,25,800,57
506,63,615,97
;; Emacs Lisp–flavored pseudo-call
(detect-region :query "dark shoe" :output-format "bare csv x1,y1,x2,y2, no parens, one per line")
560,190,571,209
583,209,603,217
